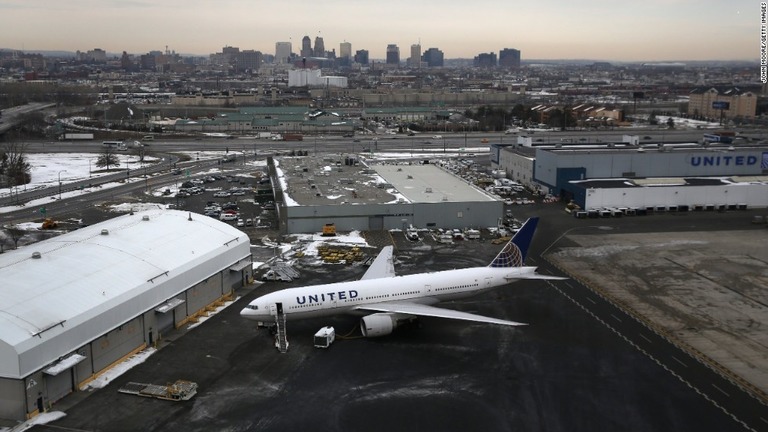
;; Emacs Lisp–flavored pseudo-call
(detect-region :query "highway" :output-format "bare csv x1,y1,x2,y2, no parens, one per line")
21,126,724,154
0,102,56,135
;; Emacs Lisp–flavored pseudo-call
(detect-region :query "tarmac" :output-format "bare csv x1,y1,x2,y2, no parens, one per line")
22,199,768,432
549,229,768,397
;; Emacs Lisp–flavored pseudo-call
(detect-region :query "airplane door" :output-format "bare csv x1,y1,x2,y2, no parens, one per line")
485,277,492,287
424,284,431,294
269,304,277,316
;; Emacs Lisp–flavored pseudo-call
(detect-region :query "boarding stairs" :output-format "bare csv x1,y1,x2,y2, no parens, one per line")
273,302,289,353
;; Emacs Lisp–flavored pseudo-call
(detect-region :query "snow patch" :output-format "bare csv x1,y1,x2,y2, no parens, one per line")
80,348,157,391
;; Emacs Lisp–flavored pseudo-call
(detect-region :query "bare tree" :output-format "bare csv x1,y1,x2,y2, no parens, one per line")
0,230,8,254
132,143,148,163
0,141,31,188
95,147,120,170
4,225,25,249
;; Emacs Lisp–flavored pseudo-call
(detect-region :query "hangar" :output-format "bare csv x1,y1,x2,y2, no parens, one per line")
267,156,502,234
0,209,251,421
491,142,768,210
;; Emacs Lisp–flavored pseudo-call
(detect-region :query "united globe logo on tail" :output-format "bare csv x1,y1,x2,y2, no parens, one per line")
489,242,524,267
489,217,538,268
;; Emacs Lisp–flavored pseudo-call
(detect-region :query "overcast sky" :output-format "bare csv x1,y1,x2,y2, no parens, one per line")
0,0,757,61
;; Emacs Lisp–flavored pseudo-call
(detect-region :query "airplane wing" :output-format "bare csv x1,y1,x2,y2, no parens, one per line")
355,302,526,326
360,246,396,280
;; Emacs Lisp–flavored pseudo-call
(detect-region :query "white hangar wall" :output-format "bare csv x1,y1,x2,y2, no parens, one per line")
0,210,251,421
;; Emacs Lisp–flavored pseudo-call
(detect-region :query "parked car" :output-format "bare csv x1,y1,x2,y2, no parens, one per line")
236,218,245,227
220,213,238,221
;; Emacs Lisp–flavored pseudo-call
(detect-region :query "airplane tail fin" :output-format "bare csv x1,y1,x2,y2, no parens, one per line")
488,217,539,268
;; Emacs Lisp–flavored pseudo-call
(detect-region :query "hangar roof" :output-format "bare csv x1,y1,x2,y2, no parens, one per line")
0,209,250,379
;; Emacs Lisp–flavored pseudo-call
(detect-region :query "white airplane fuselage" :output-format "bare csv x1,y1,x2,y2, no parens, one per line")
241,265,540,322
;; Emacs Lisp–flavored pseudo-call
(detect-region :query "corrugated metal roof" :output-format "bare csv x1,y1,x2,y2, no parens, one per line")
0,209,250,379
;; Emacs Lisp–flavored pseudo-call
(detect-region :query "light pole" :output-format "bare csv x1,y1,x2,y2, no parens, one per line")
58,170,67,200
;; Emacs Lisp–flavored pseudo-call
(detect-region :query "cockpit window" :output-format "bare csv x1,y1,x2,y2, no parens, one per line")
248,305,258,310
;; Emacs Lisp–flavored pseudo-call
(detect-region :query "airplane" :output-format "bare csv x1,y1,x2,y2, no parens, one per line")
240,217,564,337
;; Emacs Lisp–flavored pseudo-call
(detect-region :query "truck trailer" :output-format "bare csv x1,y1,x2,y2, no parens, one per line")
61,133,94,140
282,133,304,141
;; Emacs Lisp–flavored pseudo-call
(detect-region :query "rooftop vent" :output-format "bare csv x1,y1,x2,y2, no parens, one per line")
31,251,41,259
142,215,150,221
101,229,109,236
425,187,433,193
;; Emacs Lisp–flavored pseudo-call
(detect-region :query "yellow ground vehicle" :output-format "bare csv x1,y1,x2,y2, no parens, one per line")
322,223,336,236
41,218,58,229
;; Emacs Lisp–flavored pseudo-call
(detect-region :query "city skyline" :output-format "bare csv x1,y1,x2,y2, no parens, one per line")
0,0,757,62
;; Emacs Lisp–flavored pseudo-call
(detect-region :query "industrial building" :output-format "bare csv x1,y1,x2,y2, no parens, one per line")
492,141,768,211
0,210,251,421
268,156,502,234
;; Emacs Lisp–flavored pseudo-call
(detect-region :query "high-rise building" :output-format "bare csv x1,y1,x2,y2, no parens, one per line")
314,36,325,57
499,48,521,68
386,44,400,65
275,42,292,64
235,50,262,72
139,53,156,71
338,42,352,67
222,46,240,56
301,36,312,57
354,49,369,65
84,48,107,63
340,42,352,59
409,44,421,68
422,48,444,67
474,52,497,68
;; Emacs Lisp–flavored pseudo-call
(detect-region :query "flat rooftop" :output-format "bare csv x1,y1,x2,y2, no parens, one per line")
276,156,496,206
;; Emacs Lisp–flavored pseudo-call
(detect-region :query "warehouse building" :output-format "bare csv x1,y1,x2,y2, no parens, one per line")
268,156,502,234
534,145,768,209
0,210,251,421
492,141,768,210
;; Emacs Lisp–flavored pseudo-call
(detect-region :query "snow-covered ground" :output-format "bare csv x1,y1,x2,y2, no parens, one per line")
0,153,162,198
2,411,67,432
636,115,721,130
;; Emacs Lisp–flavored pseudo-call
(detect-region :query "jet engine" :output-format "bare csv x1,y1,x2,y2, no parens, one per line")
360,313,398,337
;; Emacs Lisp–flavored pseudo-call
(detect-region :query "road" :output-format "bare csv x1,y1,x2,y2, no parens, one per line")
22,127,719,154
0,102,56,135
